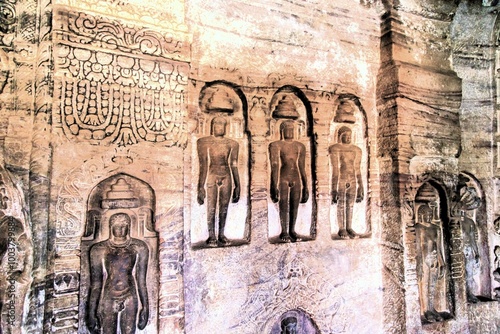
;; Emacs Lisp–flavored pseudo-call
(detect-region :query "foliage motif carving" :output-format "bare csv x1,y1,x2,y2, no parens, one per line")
56,11,188,61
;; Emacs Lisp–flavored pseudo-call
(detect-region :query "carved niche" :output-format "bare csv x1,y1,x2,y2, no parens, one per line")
450,172,490,302
413,182,453,324
191,81,250,248
53,10,188,147
79,173,159,333
0,166,33,333
328,95,369,240
269,309,320,334
267,86,315,243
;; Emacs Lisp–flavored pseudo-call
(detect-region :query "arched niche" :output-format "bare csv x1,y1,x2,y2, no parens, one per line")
269,309,319,334
267,85,315,243
191,81,250,248
79,173,159,333
0,166,32,332
328,94,369,239
413,181,454,324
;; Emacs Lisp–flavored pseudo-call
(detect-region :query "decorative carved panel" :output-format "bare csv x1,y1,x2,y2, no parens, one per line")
53,9,189,147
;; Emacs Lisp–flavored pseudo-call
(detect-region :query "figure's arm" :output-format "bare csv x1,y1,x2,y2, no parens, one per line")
269,143,280,203
354,147,364,202
298,143,309,203
87,246,103,332
329,146,339,204
230,141,240,203
436,228,446,278
16,234,33,284
470,221,480,261
136,243,150,330
197,139,208,205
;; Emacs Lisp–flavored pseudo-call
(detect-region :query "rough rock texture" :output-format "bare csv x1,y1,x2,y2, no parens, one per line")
0,0,499,333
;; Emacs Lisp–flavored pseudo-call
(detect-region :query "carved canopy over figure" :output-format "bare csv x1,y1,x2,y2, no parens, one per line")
87,213,149,334
329,126,364,239
269,120,309,242
415,202,447,323
197,116,241,246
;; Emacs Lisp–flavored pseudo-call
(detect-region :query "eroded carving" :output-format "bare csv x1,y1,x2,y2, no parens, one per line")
414,183,452,324
0,168,33,334
270,309,319,334
269,120,308,242
55,44,187,146
197,116,240,246
87,213,149,333
329,126,364,239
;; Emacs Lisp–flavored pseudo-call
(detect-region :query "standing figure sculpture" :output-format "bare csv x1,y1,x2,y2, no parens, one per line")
269,120,309,242
197,116,240,246
87,213,149,334
454,174,482,302
415,203,446,323
329,126,364,239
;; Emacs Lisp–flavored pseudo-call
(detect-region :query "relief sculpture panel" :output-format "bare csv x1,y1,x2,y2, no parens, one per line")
268,87,315,243
79,174,159,333
191,82,249,248
53,10,189,147
329,96,369,239
414,182,453,324
0,167,33,334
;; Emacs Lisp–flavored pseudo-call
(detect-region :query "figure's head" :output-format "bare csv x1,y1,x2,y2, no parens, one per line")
210,116,227,137
418,204,432,223
280,317,298,334
109,213,131,239
280,120,295,140
337,126,352,144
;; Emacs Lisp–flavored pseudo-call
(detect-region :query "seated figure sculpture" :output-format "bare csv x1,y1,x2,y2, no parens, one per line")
269,120,309,242
415,203,446,323
329,126,364,239
280,316,298,334
87,213,149,334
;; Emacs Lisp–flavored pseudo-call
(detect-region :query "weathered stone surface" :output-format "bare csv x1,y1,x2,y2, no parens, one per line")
1,0,500,333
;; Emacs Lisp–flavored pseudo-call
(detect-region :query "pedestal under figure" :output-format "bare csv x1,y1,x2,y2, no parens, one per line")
87,213,149,334
415,203,446,323
329,126,363,239
269,120,309,242
197,116,240,246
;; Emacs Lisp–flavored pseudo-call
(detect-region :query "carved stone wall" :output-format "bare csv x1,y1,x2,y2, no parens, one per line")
1,0,500,333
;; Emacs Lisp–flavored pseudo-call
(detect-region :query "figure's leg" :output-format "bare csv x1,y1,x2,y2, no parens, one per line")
288,182,301,241
345,183,358,238
99,298,119,334
205,177,218,246
337,184,348,239
465,249,479,303
279,181,291,242
427,265,443,321
120,296,139,334
217,176,232,245
420,264,435,322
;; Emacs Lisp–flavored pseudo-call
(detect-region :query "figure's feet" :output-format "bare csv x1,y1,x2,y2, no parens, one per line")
218,235,230,246
289,232,299,242
206,237,217,247
338,229,349,239
279,233,292,242
346,228,358,239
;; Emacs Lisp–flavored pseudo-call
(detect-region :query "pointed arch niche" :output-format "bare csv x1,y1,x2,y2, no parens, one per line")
191,81,250,248
79,173,159,333
267,85,316,243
